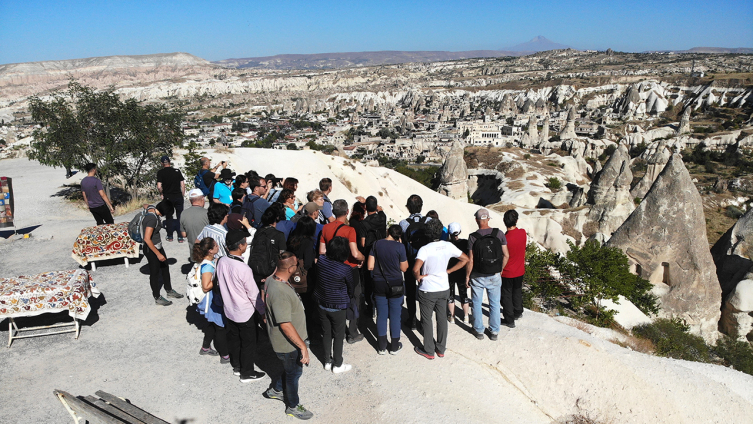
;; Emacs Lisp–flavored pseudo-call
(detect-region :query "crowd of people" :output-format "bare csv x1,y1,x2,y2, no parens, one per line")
81,155,528,421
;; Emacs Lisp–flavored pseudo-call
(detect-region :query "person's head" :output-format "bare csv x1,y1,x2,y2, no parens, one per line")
160,155,171,167
275,251,298,278
424,218,444,241
261,204,282,226
200,157,211,169
474,208,490,228
84,163,97,175
332,199,348,218
155,199,174,218
304,202,321,220
233,174,248,190
365,196,378,213
208,203,230,225
245,170,260,182
265,174,281,187
426,210,439,220
219,169,235,185
503,209,519,228
289,216,316,253
406,194,423,214
308,189,323,202
319,177,332,194
350,202,366,222
225,229,248,254
277,188,295,206
231,188,246,203
387,224,403,242
326,236,350,263
448,222,462,240
191,237,218,262
188,189,205,206
282,177,299,192
251,177,267,196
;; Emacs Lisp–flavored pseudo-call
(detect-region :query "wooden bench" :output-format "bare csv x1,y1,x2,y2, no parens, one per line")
53,390,169,424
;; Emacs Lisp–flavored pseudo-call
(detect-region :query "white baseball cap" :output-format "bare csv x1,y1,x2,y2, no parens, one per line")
448,222,461,235
188,188,204,198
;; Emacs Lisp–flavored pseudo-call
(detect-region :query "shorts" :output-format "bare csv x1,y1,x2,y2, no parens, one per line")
448,278,470,304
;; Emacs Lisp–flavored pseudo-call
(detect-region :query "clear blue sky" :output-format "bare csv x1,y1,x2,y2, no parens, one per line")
1,0,751,64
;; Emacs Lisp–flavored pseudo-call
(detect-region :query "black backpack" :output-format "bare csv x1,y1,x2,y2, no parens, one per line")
361,215,385,255
403,216,431,259
248,226,282,282
470,229,504,274
241,196,262,228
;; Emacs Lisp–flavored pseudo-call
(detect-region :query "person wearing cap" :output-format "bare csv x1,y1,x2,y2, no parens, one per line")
226,213,255,263
216,229,267,383
181,189,209,259
241,176,271,229
303,201,325,241
156,155,186,243
446,222,471,324
142,200,185,306
213,168,236,205
465,208,510,340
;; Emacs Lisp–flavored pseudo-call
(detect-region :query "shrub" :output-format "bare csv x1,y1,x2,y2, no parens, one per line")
726,205,744,219
523,243,565,310
632,318,711,362
634,197,642,205
547,177,562,191
713,336,753,375
523,153,531,160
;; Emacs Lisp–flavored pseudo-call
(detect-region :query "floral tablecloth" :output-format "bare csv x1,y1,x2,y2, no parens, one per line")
71,222,140,266
0,269,100,320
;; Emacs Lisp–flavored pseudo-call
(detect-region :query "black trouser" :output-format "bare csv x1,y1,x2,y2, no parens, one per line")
317,306,346,367
144,246,171,298
202,322,229,357
361,266,373,310
404,263,418,324
226,314,259,377
347,267,362,339
164,196,184,239
89,205,114,225
502,275,525,323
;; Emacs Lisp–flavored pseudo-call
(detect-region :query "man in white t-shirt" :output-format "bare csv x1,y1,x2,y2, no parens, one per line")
413,219,469,359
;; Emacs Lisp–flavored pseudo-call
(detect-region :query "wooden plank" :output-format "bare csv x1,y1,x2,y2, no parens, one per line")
53,390,124,424
95,391,169,424
83,396,146,424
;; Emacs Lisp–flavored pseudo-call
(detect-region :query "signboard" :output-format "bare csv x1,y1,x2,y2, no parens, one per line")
0,177,14,228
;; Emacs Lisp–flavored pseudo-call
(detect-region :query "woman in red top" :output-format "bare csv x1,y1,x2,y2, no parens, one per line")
501,210,527,326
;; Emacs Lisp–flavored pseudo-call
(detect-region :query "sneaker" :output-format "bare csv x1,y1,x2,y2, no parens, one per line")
447,315,454,323
232,368,241,376
462,317,470,326
488,331,499,341
514,312,523,320
346,334,364,344
501,319,516,329
199,347,218,356
435,349,445,358
286,404,314,420
263,387,284,402
178,237,185,243
390,342,403,355
472,330,484,340
377,349,388,355
154,296,172,306
239,371,266,382
323,362,332,371
332,363,352,374
166,237,174,242
220,356,231,365
414,346,435,360
166,289,184,299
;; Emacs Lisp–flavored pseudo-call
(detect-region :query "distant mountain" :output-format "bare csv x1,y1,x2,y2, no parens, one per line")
0,52,212,75
684,47,753,54
215,50,527,70
504,36,572,52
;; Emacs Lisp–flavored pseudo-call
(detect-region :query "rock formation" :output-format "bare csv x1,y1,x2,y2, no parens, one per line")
586,144,634,238
436,141,469,202
630,140,671,199
521,115,539,148
677,107,691,135
540,116,549,144
559,107,577,140
607,154,722,340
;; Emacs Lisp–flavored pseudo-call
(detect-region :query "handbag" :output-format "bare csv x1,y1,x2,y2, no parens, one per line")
290,257,308,293
374,241,404,298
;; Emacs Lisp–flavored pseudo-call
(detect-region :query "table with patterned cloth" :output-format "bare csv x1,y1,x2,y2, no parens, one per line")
0,269,100,347
71,222,140,269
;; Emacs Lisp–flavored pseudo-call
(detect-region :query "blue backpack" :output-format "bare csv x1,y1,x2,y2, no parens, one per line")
194,170,214,196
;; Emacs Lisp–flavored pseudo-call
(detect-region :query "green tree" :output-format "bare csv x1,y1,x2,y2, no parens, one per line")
287,143,298,150
182,140,205,187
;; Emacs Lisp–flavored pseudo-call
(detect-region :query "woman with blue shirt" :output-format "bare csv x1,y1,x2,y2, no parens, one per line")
193,238,230,364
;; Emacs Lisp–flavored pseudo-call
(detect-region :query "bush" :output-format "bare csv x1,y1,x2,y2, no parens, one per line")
632,318,711,362
523,243,565,310
726,205,744,219
523,153,531,160
713,336,753,375
547,177,562,191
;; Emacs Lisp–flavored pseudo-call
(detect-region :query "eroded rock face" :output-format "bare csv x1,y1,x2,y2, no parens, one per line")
559,106,578,140
586,144,634,237
677,107,691,135
630,140,672,199
436,141,469,201
607,154,721,340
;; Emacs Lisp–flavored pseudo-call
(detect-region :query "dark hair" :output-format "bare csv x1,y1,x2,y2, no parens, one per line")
350,202,366,222
261,205,281,226
267,202,286,221
227,237,246,252
282,177,299,191
319,177,332,192
233,174,248,189
156,199,174,217
84,163,97,173
245,170,259,181
365,196,378,213
326,236,350,263
424,218,444,241
426,210,439,220
200,157,210,167
231,188,245,202
191,238,216,262
332,199,348,217
406,194,423,214
387,224,403,241
503,209,519,228
277,188,295,204
288,216,315,254
207,203,229,225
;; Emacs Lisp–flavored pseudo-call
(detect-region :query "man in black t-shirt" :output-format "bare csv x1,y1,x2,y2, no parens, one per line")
156,155,185,243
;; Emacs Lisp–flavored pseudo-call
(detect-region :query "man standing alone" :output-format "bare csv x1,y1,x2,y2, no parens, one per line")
501,209,526,326
156,155,185,243
81,163,115,225
264,251,313,420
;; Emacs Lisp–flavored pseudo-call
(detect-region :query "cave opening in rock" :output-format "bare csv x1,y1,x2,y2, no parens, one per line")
470,174,503,206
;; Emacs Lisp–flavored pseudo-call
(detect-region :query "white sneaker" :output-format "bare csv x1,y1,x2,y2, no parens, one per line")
324,362,332,371
332,363,352,374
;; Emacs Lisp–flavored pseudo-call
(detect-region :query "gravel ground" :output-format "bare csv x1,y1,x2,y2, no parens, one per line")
1,158,752,424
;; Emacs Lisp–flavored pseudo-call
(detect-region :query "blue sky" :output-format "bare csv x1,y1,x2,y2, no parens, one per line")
0,0,751,64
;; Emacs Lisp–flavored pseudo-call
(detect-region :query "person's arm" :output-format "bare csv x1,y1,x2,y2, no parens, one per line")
349,241,364,262
81,190,89,207
201,271,214,293
465,250,473,287
367,254,375,271
413,258,426,283
448,253,469,275
245,270,265,316
279,322,310,365
99,189,115,213
157,182,164,199
500,244,510,275
143,226,165,261
180,180,186,197
399,260,409,272
319,240,327,255
327,215,335,223
359,237,366,249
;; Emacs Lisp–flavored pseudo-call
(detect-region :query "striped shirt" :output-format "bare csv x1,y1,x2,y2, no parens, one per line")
313,255,355,310
197,224,228,258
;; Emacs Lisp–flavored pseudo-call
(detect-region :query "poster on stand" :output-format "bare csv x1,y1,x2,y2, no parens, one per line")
0,177,14,228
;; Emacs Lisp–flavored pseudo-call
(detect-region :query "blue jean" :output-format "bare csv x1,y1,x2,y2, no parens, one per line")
471,274,502,334
273,350,303,408
374,295,403,339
